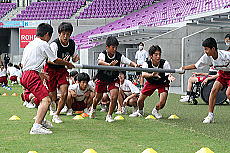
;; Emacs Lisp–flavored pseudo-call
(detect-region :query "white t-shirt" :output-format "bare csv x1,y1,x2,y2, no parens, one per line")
88,80,95,90
21,37,57,72
120,79,140,96
68,83,94,101
142,60,171,75
135,49,149,65
195,50,230,70
0,68,6,77
7,66,18,76
98,51,132,65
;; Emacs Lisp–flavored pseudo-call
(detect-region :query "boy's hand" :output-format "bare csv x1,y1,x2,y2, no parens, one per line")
72,54,80,62
67,62,75,69
63,55,70,61
109,60,118,66
39,72,49,81
168,75,176,82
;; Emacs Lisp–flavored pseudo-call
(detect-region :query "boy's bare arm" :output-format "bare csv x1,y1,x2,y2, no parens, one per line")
181,64,196,70
98,59,118,66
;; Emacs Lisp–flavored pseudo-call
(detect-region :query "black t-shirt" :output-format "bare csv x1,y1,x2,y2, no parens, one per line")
96,50,122,82
47,38,75,69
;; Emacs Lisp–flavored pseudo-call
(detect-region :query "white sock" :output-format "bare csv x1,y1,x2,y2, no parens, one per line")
208,112,214,117
152,107,157,112
33,123,41,128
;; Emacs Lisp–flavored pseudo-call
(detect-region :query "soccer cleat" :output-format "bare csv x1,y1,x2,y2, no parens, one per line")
52,115,63,123
105,115,115,122
129,111,143,117
152,109,162,119
42,119,53,129
66,109,73,116
89,109,96,119
203,116,214,123
30,124,52,135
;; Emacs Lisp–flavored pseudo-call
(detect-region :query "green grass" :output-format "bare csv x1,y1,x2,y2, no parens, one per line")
1,85,230,153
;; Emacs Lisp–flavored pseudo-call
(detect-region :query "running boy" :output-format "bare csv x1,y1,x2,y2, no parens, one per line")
44,22,79,123
129,45,175,118
20,23,74,134
181,37,230,123
89,36,138,122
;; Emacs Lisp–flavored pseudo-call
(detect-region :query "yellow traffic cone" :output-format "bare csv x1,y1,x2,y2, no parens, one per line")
168,114,179,119
195,147,214,153
12,93,18,96
9,115,21,120
145,115,156,120
114,115,124,120
142,148,158,153
72,115,84,120
2,93,8,96
28,151,38,153
83,149,97,153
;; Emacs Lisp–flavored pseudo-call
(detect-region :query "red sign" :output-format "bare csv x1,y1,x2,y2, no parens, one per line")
20,29,37,48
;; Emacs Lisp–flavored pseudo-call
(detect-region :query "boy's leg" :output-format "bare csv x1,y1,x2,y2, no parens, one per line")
129,93,147,117
155,92,168,110
108,88,119,116
90,92,103,118
35,96,51,124
55,84,68,115
116,90,124,113
203,81,222,123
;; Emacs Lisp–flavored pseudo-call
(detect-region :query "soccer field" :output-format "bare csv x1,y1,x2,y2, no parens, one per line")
1,85,230,153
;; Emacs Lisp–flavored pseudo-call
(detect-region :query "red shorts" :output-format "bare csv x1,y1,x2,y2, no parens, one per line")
197,76,207,82
23,89,31,102
44,64,69,92
10,76,17,81
141,81,169,96
0,76,7,85
20,71,49,103
95,79,120,93
71,100,86,111
216,70,230,87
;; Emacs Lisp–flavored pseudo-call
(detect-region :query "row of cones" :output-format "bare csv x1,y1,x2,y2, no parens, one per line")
2,93,18,96
145,114,179,120
32,147,210,153
9,114,179,121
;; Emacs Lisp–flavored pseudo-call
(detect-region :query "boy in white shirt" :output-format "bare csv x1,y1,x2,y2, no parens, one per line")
7,63,18,84
20,23,74,134
116,72,140,114
181,37,230,123
66,72,94,115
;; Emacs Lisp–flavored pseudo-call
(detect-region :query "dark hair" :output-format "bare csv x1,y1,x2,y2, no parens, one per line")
139,42,144,46
148,45,161,56
8,62,13,67
106,36,119,47
119,71,126,77
202,37,217,50
225,34,230,39
58,22,73,34
36,23,53,37
69,70,78,77
74,72,90,82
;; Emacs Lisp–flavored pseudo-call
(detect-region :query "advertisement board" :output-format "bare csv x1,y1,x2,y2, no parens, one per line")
20,29,37,48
